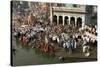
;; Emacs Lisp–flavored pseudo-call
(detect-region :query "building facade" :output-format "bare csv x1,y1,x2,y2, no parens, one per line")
50,3,97,29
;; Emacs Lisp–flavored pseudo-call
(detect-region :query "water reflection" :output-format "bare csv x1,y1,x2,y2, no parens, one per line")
12,38,61,66
12,38,97,66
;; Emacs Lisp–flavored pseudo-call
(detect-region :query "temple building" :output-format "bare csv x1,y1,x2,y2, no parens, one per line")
12,1,97,29
50,3,97,29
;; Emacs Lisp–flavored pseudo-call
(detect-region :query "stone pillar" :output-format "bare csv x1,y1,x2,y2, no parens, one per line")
75,18,77,27
62,16,65,26
82,16,85,29
57,15,59,25
68,17,70,25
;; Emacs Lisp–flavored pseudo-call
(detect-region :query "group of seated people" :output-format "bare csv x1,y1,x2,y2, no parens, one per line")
85,26,97,36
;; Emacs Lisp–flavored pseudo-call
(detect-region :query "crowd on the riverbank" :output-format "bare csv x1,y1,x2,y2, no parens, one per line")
12,2,97,59
12,14,97,58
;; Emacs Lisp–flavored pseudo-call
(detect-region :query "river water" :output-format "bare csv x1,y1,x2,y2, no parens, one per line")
12,38,62,66
12,37,97,66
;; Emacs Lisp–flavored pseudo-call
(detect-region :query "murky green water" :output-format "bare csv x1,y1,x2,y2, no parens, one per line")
12,39,61,66
12,38,97,66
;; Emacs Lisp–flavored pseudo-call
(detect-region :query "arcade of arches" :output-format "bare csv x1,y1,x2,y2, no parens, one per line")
53,15,82,28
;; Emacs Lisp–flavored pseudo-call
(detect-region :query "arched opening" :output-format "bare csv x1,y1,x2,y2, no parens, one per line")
59,16,63,24
53,15,57,24
64,16,69,25
70,17,75,26
77,17,82,27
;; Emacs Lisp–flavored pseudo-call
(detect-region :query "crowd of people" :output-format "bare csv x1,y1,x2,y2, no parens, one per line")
12,14,97,57
12,2,97,60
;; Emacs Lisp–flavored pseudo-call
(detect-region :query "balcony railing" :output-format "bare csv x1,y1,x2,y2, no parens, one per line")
52,7,86,13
